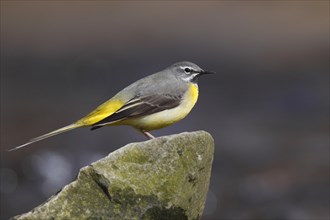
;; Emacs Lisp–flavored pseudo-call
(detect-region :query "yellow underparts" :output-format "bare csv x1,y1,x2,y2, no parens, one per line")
122,83,199,131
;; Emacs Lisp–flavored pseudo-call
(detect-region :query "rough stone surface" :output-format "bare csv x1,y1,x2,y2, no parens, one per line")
12,131,214,220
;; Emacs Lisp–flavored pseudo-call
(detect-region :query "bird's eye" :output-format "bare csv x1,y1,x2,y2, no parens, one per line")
184,68,191,73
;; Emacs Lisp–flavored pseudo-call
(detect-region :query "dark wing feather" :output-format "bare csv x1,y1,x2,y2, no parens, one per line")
91,94,182,130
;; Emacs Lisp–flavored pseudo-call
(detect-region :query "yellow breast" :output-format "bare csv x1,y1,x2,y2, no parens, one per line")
125,83,199,131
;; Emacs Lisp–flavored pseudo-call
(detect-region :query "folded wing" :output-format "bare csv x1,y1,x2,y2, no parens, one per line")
91,94,182,130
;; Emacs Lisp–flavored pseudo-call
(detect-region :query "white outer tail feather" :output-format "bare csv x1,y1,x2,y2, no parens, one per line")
8,123,82,151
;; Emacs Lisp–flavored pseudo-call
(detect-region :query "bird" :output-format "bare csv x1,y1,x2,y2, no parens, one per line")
8,61,214,151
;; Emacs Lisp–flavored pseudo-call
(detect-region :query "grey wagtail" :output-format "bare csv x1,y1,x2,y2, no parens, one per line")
9,61,214,151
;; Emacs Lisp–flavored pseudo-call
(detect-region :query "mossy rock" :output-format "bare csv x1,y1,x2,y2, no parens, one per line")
12,131,214,220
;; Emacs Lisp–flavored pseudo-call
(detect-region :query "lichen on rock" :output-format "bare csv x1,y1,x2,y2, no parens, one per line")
12,131,214,220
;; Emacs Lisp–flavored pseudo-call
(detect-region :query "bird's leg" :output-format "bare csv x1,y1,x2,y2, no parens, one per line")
141,130,155,139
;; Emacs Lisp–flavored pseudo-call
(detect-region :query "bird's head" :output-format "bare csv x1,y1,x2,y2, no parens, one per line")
169,61,215,83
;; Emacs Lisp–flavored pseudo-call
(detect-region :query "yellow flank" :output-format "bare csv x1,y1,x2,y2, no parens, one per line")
77,99,125,126
122,83,199,131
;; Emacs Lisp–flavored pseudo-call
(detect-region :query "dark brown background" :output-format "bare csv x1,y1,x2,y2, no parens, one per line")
1,1,329,219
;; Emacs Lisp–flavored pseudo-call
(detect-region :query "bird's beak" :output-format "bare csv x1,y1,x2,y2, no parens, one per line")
199,70,215,75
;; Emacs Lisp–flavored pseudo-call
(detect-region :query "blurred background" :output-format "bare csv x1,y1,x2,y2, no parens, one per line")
1,1,329,220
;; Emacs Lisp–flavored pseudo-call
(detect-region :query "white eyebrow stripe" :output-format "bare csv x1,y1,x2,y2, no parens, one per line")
180,66,190,69
180,66,195,71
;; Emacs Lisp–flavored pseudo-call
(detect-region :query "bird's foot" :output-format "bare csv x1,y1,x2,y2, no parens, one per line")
141,130,155,139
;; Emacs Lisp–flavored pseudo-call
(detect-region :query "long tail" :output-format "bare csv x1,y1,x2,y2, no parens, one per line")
8,123,82,151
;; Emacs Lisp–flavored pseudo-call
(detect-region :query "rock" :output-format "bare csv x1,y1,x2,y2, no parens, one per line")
12,131,214,220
